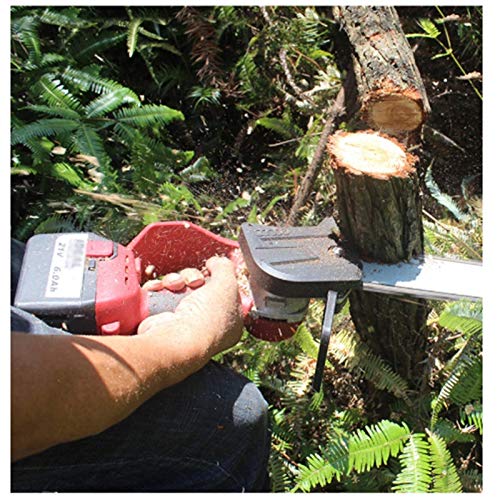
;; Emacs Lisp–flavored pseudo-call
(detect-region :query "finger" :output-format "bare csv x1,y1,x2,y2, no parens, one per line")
179,268,205,288
162,272,186,291
141,279,164,291
137,311,176,335
205,256,235,277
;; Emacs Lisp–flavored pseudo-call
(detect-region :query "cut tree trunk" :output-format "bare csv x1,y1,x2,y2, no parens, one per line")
335,6,430,138
328,130,429,386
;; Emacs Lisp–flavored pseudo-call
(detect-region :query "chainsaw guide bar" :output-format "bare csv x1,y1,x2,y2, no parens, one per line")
239,218,483,302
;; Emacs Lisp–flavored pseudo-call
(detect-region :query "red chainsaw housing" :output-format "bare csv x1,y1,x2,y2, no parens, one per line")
93,221,298,340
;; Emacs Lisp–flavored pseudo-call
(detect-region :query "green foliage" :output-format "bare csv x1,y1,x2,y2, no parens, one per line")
392,434,432,492
406,6,482,100
428,432,462,492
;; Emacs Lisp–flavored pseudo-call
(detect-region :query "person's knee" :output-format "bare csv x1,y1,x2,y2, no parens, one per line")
232,380,269,438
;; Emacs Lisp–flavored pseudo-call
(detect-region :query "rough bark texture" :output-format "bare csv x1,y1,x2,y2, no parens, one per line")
328,131,429,386
336,6,430,137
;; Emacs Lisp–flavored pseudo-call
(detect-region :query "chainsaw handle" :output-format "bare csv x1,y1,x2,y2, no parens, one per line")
145,277,254,319
146,287,194,316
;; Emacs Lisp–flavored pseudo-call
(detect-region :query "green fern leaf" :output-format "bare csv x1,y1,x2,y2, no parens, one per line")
23,104,81,120
49,162,93,189
349,420,411,473
268,449,292,492
392,434,432,492
294,452,338,492
432,418,476,444
73,125,110,169
61,67,140,104
11,118,80,145
449,356,482,405
425,163,469,221
438,301,482,338
11,15,41,65
330,329,410,399
127,18,142,57
431,339,482,428
39,8,95,28
255,117,301,139
459,469,482,492
76,32,127,60
179,156,216,183
85,88,133,118
428,432,462,492
35,76,82,111
114,104,184,127
33,215,78,235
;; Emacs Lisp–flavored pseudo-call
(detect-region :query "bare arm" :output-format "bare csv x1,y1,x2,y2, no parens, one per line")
11,257,243,462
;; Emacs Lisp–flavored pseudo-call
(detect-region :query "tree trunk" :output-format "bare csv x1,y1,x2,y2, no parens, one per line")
328,130,429,386
335,6,430,138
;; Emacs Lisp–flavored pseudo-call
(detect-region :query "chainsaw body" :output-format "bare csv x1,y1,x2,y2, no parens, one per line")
14,222,253,336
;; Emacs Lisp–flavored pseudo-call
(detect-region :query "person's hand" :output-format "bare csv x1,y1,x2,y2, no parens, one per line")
137,256,244,357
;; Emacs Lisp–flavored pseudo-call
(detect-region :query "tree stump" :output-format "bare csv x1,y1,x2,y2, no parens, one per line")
328,130,428,386
335,6,430,137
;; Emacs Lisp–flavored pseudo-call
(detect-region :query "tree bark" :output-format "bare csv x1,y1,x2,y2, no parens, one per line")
328,130,429,386
335,6,430,138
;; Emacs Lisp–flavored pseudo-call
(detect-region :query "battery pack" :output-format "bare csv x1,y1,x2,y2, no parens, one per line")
14,233,111,334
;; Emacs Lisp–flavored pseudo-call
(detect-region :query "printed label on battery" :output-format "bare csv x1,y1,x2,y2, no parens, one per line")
45,234,89,298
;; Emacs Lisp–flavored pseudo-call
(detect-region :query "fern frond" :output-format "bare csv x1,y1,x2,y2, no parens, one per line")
459,469,482,492
392,433,432,492
33,215,79,234
73,125,111,169
294,452,338,492
431,338,482,428
76,32,127,60
425,162,469,221
84,88,133,118
114,104,184,127
292,322,317,356
61,67,140,104
330,329,410,400
23,104,81,120
349,420,411,474
39,8,95,29
49,162,93,189
269,448,292,492
11,14,41,64
127,18,142,57
255,117,301,139
438,300,483,339
449,356,482,405
11,118,80,145
427,432,462,492
432,418,476,444
35,76,82,111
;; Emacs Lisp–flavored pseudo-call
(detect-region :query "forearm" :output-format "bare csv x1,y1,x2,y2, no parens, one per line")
11,329,210,462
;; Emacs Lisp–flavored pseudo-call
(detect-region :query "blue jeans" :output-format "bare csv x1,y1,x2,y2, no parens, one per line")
11,240,271,492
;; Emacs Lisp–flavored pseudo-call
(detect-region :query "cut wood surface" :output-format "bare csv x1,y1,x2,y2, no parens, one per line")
328,130,428,384
336,6,430,136
328,130,422,262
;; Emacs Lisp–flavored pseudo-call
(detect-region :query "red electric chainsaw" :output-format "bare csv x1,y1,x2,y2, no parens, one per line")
14,218,483,390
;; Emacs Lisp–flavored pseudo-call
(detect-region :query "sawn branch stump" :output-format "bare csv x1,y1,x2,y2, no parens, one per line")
328,130,429,386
